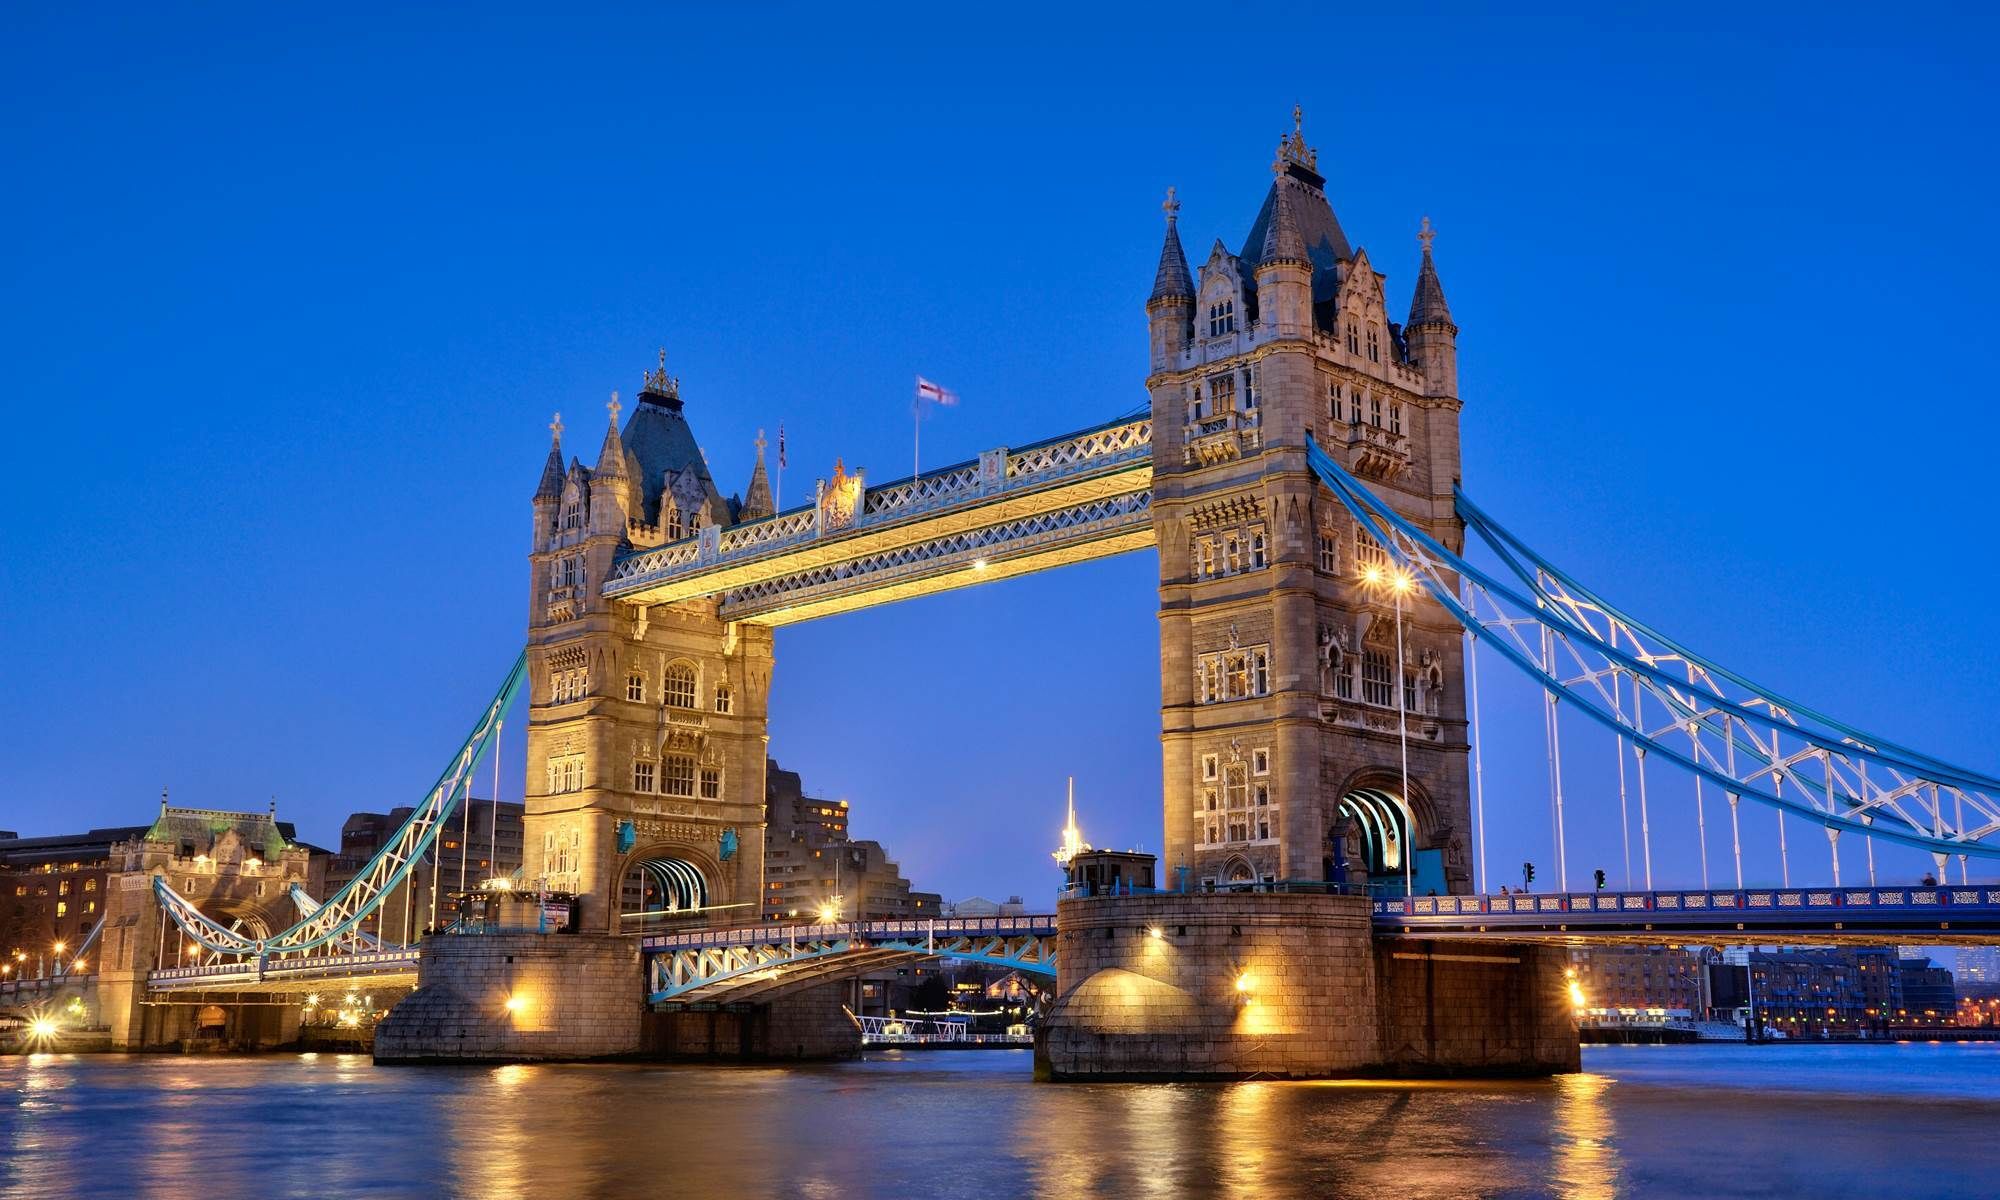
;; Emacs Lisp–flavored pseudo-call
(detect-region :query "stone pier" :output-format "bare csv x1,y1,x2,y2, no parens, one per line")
1036,892,1577,1080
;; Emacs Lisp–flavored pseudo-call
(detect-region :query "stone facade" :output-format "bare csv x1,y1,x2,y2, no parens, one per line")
374,932,642,1062
1039,892,1577,1079
647,981,861,1061
1147,113,1471,895
524,368,775,932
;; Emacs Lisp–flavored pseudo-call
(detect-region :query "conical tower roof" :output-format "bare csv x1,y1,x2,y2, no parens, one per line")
533,413,565,501
594,392,634,480
1406,217,1455,330
1258,175,1309,269
1150,187,1194,303
739,431,775,521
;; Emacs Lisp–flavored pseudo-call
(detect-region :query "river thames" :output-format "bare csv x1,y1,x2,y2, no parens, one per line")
4,1043,1996,1198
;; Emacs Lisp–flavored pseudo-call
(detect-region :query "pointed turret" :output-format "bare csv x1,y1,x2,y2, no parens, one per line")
594,392,632,480
591,392,637,534
1147,188,1196,371
1405,217,1460,402
1254,121,1314,334
1257,174,1309,269
1406,217,1455,332
1150,187,1194,303
739,430,775,522
534,412,565,501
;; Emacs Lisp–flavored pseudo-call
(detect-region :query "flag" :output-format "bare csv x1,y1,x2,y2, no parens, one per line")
915,376,958,406
778,422,786,469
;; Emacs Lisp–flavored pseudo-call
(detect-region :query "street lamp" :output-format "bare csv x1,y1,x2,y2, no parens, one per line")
1364,564,1418,898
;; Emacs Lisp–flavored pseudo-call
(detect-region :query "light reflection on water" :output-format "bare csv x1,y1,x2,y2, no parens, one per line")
3,1044,1997,1199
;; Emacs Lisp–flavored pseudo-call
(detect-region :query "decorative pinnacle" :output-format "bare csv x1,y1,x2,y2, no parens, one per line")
548,411,564,442
1418,215,1436,254
1294,103,1303,135
1275,105,1318,173
1163,185,1180,224
642,347,679,399
607,390,622,425
755,427,767,456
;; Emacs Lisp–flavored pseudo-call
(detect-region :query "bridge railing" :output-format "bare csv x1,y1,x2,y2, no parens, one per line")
640,915,1057,952
1058,879,1367,901
1374,886,2000,922
148,948,421,983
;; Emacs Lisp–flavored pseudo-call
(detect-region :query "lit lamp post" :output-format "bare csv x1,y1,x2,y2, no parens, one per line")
1363,564,1417,898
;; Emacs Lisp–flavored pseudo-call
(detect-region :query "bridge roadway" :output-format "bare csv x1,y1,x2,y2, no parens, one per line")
139,885,2000,999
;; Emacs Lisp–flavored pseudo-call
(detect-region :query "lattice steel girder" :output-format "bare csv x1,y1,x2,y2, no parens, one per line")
1307,438,2000,862
602,417,1153,614
645,930,1059,1004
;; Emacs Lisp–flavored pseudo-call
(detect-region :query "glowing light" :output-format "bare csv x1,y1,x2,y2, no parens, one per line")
51,941,66,955
482,877,512,891
342,992,358,1005
30,1018,59,1038
971,558,989,572
1147,927,1163,940
504,995,526,1013
1567,979,1588,1011
305,992,321,1006
817,901,840,923
1390,570,1415,595
1052,778,1091,867
1235,974,1254,994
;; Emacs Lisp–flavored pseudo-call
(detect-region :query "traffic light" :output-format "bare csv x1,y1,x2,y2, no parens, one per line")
1522,861,1535,889
1593,868,1606,891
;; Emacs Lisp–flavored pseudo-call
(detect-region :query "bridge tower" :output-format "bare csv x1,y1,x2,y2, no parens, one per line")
1148,111,1471,895
524,358,774,932
96,802,318,1048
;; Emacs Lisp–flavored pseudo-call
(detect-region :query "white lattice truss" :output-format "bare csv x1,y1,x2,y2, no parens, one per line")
152,654,525,960
646,918,1057,1003
604,418,1154,624
1308,438,2000,872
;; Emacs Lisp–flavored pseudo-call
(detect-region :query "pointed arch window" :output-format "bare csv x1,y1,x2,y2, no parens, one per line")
1389,403,1403,435
1208,298,1236,337
1347,323,1359,354
1367,328,1381,363
663,662,698,710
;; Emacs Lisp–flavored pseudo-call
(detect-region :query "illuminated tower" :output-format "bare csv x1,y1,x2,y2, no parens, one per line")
1147,109,1471,894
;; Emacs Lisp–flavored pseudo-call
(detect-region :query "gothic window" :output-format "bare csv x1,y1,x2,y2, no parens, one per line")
1251,649,1270,696
663,755,697,798
1318,528,1339,573
1241,365,1258,410
1257,817,1271,841
1328,382,1341,422
1200,658,1221,703
562,499,582,531
633,761,655,793
1225,534,1242,573
1207,299,1236,337
1251,748,1270,776
663,662,698,710
699,767,722,799
1346,322,1359,354
1355,530,1388,573
1225,653,1250,699
1201,753,1219,782
714,684,733,714
626,673,645,702
1197,539,1217,579
1209,372,1236,411
664,503,684,541
1224,763,1248,810
1226,820,1249,844
1254,783,1271,807
1249,529,1267,569
1404,669,1418,713
1334,652,1354,701
1363,649,1394,707
1370,396,1383,427
1389,403,1403,435
1367,328,1381,363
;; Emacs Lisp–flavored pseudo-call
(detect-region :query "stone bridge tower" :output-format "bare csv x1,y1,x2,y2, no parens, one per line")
1147,111,1470,895
524,357,774,932
96,803,320,1048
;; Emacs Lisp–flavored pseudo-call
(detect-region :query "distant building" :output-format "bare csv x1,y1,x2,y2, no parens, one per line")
1897,956,1957,1024
1,803,328,971
1955,946,2000,988
324,798,524,940
760,760,940,922
1566,946,1707,1017
943,896,1028,918
1708,946,1958,1035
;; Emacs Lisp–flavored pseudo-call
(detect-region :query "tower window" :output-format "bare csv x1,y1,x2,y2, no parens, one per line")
1355,530,1388,572
1226,653,1250,699
1367,328,1381,363
699,768,722,799
1202,753,1219,781
1347,323,1359,354
1328,383,1340,422
1209,372,1236,412
1363,649,1394,707
664,663,698,710
1318,528,1339,572
1390,403,1403,435
663,755,697,798
633,761,655,793
1225,534,1242,573
1251,650,1270,696
1252,748,1270,776
1249,530,1267,569
1197,539,1217,579
1208,299,1236,337
1224,764,1249,810
627,674,645,702
1370,396,1383,427
1241,366,1258,410
714,684,733,714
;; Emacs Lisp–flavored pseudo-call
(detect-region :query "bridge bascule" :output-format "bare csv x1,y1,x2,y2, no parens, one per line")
60,113,2000,1072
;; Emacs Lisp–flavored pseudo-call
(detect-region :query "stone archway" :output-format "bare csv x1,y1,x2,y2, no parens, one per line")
1328,772,1442,897
613,841,722,933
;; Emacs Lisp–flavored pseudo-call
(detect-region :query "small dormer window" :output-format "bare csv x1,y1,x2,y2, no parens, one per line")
1208,299,1236,337
562,500,582,531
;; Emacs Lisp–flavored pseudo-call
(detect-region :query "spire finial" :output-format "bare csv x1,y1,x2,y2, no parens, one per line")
1276,106,1317,173
658,346,666,371
549,411,564,443
755,427,767,457
1418,215,1436,255
643,348,680,400
607,390,622,426
1163,186,1180,224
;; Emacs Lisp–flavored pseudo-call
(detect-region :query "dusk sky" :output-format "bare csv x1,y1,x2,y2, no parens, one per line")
4,5,1996,906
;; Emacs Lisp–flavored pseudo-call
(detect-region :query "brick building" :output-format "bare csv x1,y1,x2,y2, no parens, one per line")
760,759,940,922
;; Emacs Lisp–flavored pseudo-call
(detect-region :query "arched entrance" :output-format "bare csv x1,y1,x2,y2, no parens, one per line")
1326,785,1444,898
617,854,711,930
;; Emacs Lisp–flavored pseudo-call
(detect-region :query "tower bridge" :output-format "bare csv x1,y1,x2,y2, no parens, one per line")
62,111,2000,1076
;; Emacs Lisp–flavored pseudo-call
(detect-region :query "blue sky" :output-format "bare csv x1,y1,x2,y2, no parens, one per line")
3,4,1996,910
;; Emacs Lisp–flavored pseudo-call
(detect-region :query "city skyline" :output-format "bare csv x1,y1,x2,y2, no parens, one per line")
4,6,1998,905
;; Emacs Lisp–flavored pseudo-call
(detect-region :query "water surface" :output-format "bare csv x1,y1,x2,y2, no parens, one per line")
4,1043,1996,1198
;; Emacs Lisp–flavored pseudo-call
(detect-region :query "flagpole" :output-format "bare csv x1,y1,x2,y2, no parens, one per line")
913,398,921,481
